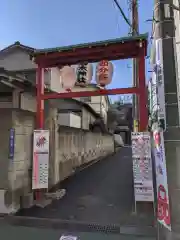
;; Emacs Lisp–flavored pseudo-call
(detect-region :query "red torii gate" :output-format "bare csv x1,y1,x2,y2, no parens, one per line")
32,33,148,132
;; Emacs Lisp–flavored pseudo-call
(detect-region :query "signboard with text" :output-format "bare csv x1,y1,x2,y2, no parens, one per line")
131,132,154,202
32,130,50,189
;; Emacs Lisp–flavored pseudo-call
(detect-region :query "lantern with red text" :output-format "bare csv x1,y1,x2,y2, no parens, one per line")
96,60,113,87
76,63,93,87
60,66,76,91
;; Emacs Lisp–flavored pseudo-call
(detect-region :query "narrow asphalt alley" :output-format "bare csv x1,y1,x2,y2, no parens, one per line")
17,147,154,227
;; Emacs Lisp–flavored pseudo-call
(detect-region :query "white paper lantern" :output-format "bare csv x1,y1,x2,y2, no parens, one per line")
96,60,113,87
76,63,93,87
60,66,76,90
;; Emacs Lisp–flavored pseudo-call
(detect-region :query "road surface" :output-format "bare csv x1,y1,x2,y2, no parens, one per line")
1,147,156,239
18,147,154,224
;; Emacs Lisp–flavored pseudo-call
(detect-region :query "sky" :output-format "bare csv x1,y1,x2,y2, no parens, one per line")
0,0,153,101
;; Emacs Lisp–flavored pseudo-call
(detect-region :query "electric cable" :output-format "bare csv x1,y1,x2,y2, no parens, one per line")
112,0,134,32
111,0,122,34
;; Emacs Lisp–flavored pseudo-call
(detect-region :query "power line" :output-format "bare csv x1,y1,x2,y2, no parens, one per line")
112,0,122,34
112,0,133,30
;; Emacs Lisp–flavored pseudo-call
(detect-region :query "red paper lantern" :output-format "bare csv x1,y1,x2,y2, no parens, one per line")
96,60,113,87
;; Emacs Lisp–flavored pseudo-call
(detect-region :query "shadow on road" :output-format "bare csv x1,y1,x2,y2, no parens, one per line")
16,147,154,228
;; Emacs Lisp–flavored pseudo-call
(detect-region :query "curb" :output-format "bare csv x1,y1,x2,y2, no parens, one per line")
4,215,156,237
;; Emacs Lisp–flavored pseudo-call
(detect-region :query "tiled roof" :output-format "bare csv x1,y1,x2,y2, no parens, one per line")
0,41,34,54
33,33,148,55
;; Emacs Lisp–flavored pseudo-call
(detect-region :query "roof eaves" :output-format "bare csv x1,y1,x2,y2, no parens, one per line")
33,33,149,55
0,67,36,91
0,68,26,82
0,42,35,55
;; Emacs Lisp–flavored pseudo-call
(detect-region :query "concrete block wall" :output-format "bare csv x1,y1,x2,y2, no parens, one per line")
0,109,12,189
0,107,114,213
6,110,35,212
52,126,114,186
45,105,114,188
0,109,13,214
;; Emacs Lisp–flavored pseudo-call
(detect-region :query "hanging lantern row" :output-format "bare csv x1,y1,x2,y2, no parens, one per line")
60,60,114,90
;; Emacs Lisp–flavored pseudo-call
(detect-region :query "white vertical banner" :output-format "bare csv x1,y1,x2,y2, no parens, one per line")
155,39,166,129
131,132,154,202
32,130,50,189
149,72,158,119
153,130,171,230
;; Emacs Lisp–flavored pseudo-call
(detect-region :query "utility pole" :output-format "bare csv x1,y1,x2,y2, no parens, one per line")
153,0,180,239
131,0,139,132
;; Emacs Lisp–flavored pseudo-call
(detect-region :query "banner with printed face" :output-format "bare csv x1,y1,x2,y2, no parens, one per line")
153,130,171,230
32,130,50,189
131,132,154,202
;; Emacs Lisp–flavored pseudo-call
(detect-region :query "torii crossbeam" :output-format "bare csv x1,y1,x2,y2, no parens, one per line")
32,33,148,131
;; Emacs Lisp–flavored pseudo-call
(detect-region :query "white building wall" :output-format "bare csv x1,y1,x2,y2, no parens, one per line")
82,108,91,130
70,113,81,128
20,92,36,112
0,47,52,86
73,86,109,124
57,113,81,129
0,48,36,71
58,113,71,127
